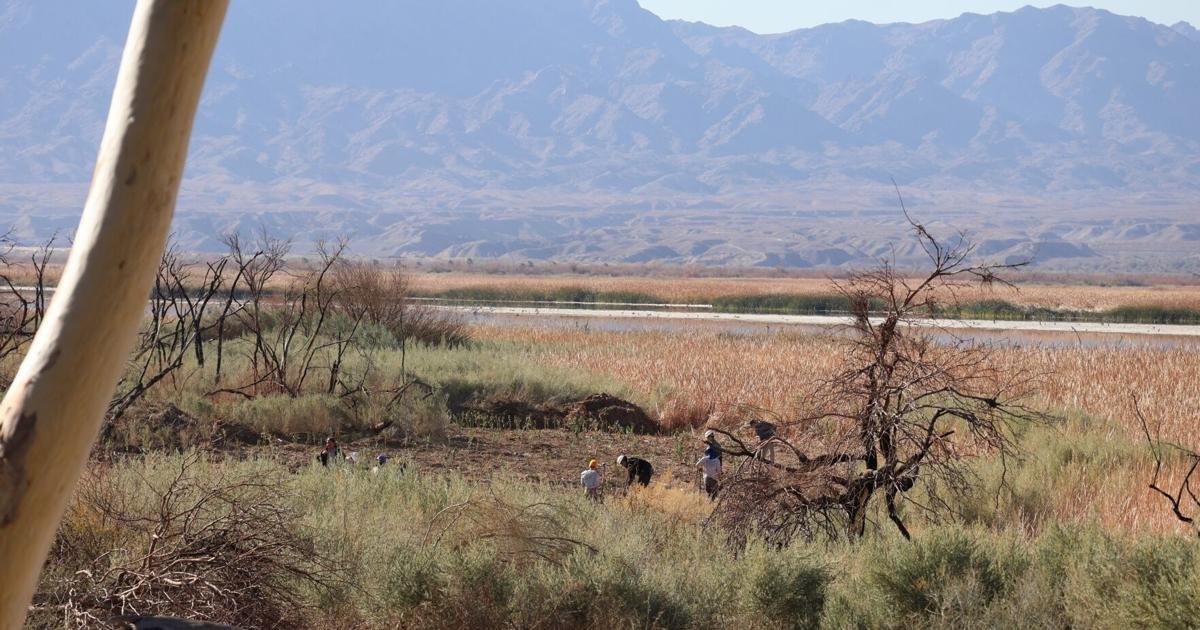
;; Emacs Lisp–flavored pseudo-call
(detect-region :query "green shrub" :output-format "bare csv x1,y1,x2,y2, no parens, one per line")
865,529,1027,622
741,545,830,629
387,390,451,440
713,294,864,315
377,546,443,614
39,455,1200,630
1046,526,1200,628
445,548,516,627
226,393,347,438
711,294,1200,324
432,286,666,306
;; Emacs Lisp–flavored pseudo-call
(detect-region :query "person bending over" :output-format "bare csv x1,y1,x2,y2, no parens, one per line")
617,454,654,487
317,436,340,467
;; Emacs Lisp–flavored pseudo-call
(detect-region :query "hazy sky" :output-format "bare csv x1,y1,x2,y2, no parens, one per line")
637,1,1199,33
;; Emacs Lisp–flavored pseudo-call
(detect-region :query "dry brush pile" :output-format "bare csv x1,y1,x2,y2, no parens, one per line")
33,455,339,629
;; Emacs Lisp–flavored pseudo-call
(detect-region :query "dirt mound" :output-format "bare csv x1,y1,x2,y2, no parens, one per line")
112,404,264,451
567,393,657,434
459,392,658,433
462,394,570,429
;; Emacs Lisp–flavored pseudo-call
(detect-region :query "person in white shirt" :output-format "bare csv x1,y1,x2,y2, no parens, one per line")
696,453,722,500
580,459,602,501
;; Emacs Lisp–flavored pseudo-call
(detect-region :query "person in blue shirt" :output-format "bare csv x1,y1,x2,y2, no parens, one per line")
703,429,723,462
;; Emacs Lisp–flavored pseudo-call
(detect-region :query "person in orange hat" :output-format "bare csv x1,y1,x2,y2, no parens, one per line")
581,459,603,501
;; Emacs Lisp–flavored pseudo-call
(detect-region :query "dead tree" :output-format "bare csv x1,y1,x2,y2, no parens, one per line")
108,244,241,422
214,236,364,399
0,234,57,376
1136,396,1199,536
712,212,1049,544
213,230,287,385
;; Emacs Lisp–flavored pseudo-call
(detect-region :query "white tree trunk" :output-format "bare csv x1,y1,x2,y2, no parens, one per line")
0,2,226,626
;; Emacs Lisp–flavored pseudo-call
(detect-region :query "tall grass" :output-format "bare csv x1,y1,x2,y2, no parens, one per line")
38,454,1200,629
480,325,1200,444
398,338,645,411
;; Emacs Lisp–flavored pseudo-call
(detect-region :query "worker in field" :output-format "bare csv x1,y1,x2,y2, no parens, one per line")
317,436,340,467
617,454,654,487
581,459,603,501
696,451,722,500
748,419,777,462
702,429,723,462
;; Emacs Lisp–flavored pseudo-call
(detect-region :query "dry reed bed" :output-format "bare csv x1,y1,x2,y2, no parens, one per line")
477,325,1200,444
999,344,1200,443
476,324,1200,533
411,272,1200,311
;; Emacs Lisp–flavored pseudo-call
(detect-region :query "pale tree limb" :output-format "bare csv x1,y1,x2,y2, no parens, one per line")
0,2,227,627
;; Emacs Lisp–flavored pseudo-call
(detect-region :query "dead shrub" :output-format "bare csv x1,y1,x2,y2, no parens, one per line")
567,393,657,434
35,455,339,629
459,390,570,429
657,396,714,432
333,262,470,347
711,210,1051,544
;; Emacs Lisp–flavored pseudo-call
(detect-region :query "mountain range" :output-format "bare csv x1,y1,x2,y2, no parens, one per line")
1,1,1197,270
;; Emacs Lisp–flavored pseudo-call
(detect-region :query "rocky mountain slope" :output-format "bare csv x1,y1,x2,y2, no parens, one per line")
1,1,1196,270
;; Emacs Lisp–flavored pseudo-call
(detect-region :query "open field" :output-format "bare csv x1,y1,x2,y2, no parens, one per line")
33,453,1200,629
457,324,1200,529
86,321,1200,535
9,258,1200,627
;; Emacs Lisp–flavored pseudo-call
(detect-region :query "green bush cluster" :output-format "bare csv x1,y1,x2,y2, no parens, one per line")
431,286,667,306
712,294,874,316
39,455,1200,629
712,294,1200,324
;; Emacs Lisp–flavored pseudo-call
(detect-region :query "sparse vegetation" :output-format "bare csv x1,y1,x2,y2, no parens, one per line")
4,229,1198,628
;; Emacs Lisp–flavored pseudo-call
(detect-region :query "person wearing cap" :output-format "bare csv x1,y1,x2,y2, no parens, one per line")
702,429,723,462
696,451,722,500
581,459,603,501
617,454,654,487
